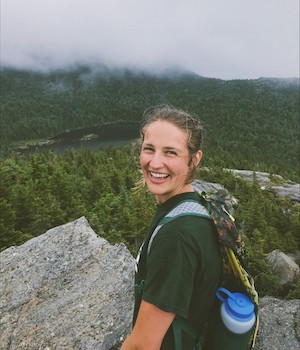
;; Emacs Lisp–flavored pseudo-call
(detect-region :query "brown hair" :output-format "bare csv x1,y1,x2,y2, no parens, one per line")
135,106,204,184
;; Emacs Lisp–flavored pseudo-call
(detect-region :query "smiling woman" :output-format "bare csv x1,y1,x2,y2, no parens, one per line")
121,107,222,350
139,116,202,204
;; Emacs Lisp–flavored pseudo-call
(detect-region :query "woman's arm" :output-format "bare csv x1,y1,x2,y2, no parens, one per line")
121,300,175,350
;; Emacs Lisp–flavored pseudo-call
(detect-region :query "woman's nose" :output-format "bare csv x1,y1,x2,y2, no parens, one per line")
149,153,163,168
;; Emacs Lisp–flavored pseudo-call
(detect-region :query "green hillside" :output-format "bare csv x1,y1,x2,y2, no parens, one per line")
1,66,299,181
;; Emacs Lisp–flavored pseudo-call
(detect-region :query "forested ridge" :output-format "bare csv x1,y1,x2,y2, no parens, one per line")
0,66,299,298
1,66,299,180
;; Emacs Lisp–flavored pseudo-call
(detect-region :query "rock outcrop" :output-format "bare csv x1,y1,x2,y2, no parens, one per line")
255,297,300,350
224,169,283,187
270,183,300,203
268,249,300,286
0,217,135,350
0,218,299,350
224,169,300,203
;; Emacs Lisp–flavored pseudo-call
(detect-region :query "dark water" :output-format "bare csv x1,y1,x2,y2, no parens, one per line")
17,122,140,155
27,138,136,154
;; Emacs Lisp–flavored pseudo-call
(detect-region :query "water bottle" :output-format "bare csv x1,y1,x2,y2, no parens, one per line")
210,287,256,350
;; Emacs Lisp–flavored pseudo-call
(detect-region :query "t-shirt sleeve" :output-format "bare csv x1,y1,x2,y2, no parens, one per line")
142,225,200,318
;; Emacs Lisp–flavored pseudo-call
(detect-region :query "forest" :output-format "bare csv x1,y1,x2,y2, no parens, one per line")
1,66,299,181
0,66,299,298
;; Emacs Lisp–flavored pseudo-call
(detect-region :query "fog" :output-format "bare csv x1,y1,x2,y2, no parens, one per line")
1,0,299,80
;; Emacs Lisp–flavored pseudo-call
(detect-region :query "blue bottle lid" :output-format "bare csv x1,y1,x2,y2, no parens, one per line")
216,287,255,321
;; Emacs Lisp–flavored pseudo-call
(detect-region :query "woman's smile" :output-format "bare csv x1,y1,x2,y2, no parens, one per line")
150,171,169,180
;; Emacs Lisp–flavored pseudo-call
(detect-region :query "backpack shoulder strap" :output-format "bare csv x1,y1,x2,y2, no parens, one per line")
161,199,212,223
147,199,212,255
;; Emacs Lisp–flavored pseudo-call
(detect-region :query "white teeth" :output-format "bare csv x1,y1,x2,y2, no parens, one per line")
150,172,168,178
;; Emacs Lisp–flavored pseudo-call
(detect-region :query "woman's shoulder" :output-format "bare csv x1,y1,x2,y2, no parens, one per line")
155,214,215,249
150,192,217,250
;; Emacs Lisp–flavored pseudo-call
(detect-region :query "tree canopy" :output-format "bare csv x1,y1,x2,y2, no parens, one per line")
1,67,299,181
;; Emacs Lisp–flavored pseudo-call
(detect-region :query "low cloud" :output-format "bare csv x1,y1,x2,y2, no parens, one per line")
1,0,299,79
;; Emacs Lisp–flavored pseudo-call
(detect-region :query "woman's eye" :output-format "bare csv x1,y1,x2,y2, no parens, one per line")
143,147,154,152
165,150,177,156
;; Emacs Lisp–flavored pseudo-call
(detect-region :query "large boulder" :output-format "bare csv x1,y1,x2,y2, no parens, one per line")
0,217,135,350
255,297,300,350
1,218,299,350
268,249,300,286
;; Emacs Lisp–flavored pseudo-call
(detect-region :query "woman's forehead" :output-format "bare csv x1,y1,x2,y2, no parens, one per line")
143,120,189,149
144,120,188,136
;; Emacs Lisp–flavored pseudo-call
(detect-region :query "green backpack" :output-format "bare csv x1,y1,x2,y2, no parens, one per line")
146,191,259,350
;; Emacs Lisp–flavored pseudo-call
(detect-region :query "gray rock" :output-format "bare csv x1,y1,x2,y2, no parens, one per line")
270,183,300,203
0,217,135,350
268,250,300,286
254,297,300,350
224,169,300,203
1,217,299,350
225,169,279,186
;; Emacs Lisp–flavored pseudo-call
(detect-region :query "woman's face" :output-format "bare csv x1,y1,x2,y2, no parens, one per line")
140,120,202,204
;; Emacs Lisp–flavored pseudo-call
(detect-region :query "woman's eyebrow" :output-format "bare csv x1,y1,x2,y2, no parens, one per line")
142,142,183,153
163,146,184,153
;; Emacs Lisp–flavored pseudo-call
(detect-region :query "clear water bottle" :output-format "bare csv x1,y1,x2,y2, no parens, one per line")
210,287,256,350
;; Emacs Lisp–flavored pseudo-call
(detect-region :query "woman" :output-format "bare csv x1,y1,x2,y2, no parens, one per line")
121,107,221,350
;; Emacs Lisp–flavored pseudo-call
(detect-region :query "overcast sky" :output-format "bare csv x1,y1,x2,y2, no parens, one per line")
1,0,299,80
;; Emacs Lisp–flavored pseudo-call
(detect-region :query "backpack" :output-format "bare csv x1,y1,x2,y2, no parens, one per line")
146,191,259,350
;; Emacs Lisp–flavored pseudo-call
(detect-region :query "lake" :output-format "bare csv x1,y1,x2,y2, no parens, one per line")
17,122,140,155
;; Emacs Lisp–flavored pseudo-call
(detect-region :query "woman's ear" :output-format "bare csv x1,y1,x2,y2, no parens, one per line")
189,150,202,172
194,150,203,167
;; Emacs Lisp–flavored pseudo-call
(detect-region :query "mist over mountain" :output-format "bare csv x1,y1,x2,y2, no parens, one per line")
2,1,299,80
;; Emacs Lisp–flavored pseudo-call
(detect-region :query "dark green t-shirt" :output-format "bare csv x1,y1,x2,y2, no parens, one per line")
133,192,222,349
